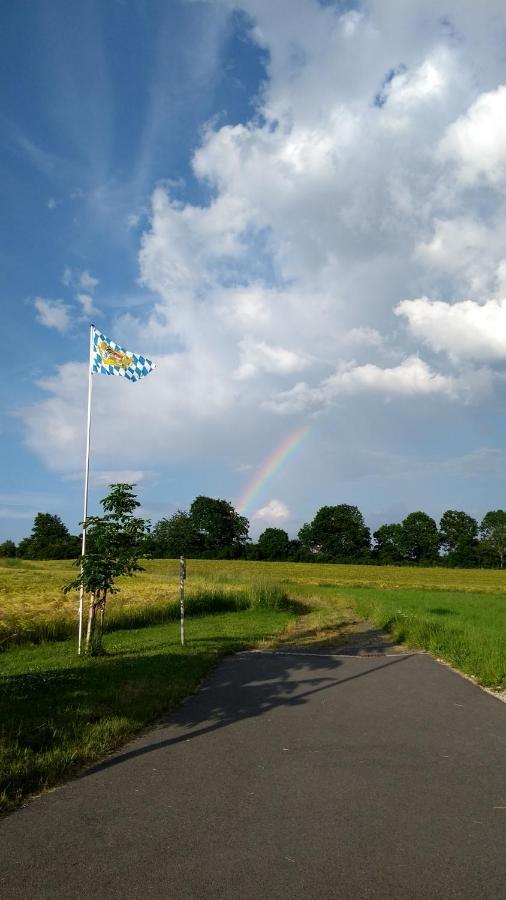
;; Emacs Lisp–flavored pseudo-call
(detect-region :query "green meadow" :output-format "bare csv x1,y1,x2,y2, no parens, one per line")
1,557,505,811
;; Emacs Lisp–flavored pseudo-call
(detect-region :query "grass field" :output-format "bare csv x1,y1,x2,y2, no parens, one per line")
340,587,506,690
2,556,505,647
1,557,505,811
0,606,294,812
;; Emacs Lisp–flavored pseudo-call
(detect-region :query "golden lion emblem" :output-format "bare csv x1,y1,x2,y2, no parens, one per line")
98,340,133,369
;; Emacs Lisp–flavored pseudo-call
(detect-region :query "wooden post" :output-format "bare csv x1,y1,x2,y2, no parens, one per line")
179,555,186,646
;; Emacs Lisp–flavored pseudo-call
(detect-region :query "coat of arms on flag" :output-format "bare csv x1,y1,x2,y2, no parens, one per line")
91,328,155,382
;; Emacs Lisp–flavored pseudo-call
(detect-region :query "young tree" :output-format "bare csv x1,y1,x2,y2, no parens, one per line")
298,505,370,560
401,511,440,563
65,484,149,655
479,510,506,568
189,496,249,556
439,510,478,566
257,528,291,560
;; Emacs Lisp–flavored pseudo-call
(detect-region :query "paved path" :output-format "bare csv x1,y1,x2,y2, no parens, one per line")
1,649,505,899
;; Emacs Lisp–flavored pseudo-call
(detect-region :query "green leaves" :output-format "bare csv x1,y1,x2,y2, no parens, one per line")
190,496,249,554
64,484,149,597
298,505,371,560
479,510,506,568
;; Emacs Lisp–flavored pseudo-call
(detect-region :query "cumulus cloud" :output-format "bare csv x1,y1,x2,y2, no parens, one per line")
21,352,238,472
266,357,455,414
18,0,506,518
396,297,506,362
439,85,506,185
34,298,71,333
253,499,290,521
234,339,308,380
343,328,385,349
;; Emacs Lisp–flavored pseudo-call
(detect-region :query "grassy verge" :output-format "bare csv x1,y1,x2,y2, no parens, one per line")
0,604,293,813
341,587,506,690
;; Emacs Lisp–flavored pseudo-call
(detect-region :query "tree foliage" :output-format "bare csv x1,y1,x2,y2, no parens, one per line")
439,510,478,566
65,484,149,655
148,512,201,558
257,528,291,560
9,489,506,569
401,511,440,563
189,496,249,557
479,510,506,568
17,513,81,560
373,523,404,563
298,505,370,560
0,540,16,558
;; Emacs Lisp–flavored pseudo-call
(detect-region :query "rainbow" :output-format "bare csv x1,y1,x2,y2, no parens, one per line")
237,425,309,514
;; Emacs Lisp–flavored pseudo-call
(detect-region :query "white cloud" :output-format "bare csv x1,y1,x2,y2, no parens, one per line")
266,357,455,414
439,85,506,185
76,293,97,317
20,353,238,472
343,327,384,349
253,499,290,521
18,0,506,510
396,297,506,362
47,197,57,210
61,268,99,293
234,339,308,380
34,297,71,333
79,270,99,291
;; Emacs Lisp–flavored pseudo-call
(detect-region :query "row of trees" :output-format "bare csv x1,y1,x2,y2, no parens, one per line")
145,499,506,568
297,505,506,568
2,497,506,568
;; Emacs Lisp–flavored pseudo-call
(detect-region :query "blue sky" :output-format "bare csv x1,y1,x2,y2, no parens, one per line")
2,0,506,542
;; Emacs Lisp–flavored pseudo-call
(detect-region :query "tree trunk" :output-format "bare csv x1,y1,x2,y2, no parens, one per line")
95,591,107,654
85,592,97,655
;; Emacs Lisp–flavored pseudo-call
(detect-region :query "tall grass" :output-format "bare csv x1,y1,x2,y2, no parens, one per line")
0,578,292,650
343,587,506,690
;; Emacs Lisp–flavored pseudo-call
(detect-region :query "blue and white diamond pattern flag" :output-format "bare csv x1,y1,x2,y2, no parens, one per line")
91,328,155,383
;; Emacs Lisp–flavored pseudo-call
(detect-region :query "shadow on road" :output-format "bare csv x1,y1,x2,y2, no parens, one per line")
84,650,414,778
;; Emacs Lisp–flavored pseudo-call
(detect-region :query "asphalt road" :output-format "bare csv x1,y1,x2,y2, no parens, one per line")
1,649,505,899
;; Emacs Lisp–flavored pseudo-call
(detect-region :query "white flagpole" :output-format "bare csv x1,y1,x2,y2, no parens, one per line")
78,324,95,655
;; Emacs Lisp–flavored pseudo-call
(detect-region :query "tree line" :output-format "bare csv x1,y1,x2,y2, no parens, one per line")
3,495,506,568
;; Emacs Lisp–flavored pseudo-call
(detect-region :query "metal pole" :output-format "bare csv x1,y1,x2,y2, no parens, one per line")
179,555,186,646
78,324,95,655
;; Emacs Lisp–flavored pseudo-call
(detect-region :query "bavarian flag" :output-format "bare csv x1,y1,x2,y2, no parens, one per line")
91,328,155,383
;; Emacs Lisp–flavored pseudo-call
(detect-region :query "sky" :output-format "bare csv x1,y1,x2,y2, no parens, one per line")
2,0,506,542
